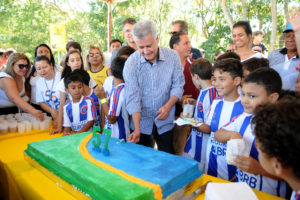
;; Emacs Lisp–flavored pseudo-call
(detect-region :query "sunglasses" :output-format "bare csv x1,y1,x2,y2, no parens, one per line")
89,53,101,57
169,31,178,35
18,64,30,69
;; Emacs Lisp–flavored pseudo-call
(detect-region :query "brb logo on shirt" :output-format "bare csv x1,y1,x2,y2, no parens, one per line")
80,105,88,115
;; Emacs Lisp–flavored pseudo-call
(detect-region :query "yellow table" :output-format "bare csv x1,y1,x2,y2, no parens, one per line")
0,131,284,200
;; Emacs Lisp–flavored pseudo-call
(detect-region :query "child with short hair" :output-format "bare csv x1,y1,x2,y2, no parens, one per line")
242,57,269,78
182,58,217,172
253,99,300,200
214,68,287,197
72,69,102,127
53,50,96,134
197,58,244,180
94,57,129,141
63,72,96,136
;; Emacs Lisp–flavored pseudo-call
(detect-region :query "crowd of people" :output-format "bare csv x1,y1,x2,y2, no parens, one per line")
1,11,300,200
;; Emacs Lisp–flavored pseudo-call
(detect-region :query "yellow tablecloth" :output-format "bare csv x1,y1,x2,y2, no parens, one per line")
0,131,284,200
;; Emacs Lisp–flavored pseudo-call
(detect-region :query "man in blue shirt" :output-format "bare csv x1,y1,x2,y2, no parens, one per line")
123,20,185,154
268,24,299,91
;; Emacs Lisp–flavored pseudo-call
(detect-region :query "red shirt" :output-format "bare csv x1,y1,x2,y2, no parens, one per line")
175,58,200,116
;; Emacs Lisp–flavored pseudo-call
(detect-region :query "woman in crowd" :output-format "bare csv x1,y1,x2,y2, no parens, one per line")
232,21,264,62
86,45,108,86
27,44,62,110
0,53,44,121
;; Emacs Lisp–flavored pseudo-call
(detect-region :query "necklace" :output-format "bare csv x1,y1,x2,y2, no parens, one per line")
44,72,56,105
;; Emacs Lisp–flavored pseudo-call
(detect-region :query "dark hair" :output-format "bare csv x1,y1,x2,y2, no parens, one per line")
116,46,135,58
34,44,55,66
216,52,241,61
253,30,264,36
64,71,84,89
213,58,243,78
61,50,84,79
111,57,127,80
66,41,82,53
29,44,56,78
110,39,122,47
34,55,53,68
171,20,188,33
169,32,186,49
244,68,282,95
233,21,252,35
252,99,300,179
190,58,212,80
242,58,269,73
122,18,136,28
72,69,90,85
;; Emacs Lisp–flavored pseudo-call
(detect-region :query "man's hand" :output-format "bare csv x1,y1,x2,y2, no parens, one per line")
94,85,107,99
156,105,171,120
128,130,140,143
287,8,300,32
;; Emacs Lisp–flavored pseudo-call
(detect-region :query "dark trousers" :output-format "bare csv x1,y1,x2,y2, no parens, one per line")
0,107,18,115
137,124,174,154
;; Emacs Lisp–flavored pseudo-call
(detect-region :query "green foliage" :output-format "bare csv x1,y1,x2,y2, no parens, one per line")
0,0,298,64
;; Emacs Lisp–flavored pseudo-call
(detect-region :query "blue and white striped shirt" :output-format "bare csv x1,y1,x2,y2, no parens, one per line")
123,47,185,134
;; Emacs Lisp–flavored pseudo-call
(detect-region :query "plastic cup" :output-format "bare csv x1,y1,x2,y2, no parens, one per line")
183,104,195,118
40,120,47,130
15,113,22,118
24,121,32,132
0,123,8,134
45,117,52,128
17,122,26,133
32,120,39,130
8,122,17,133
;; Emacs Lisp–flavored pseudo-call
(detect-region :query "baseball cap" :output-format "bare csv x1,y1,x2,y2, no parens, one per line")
283,24,293,33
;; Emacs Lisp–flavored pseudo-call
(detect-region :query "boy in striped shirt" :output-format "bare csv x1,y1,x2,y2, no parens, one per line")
182,58,217,172
95,57,130,141
196,58,244,181
63,72,96,136
214,68,287,197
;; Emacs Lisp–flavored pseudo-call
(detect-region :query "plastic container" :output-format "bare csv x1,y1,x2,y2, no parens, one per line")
40,120,47,130
32,120,40,130
17,122,26,133
183,104,195,118
24,121,32,132
8,122,17,133
0,122,8,134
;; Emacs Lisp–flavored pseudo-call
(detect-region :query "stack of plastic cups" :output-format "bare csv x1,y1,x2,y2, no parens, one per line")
8,121,17,133
17,121,26,133
0,121,8,134
24,121,32,132
32,120,39,130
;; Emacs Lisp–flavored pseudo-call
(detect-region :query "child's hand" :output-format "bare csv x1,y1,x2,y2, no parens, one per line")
94,86,107,99
234,156,262,174
230,132,243,140
287,7,300,32
63,130,71,136
180,112,190,118
182,97,196,106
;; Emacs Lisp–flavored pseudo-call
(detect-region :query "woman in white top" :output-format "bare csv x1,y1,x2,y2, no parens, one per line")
27,44,62,110
0,53,44,121
232,21,264,62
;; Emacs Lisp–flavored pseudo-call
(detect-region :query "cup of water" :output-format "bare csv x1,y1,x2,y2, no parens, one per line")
183,104,195,118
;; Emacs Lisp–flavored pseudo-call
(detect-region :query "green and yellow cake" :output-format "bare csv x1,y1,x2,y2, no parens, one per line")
24,132,202,200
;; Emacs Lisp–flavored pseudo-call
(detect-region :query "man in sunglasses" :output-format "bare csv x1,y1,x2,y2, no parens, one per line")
170,20,202,60
268,24,299,91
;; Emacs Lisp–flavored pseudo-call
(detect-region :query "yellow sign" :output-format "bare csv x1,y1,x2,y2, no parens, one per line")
49,24,66,52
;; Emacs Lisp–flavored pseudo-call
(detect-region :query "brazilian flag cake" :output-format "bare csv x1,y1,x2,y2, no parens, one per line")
25,131,202,200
